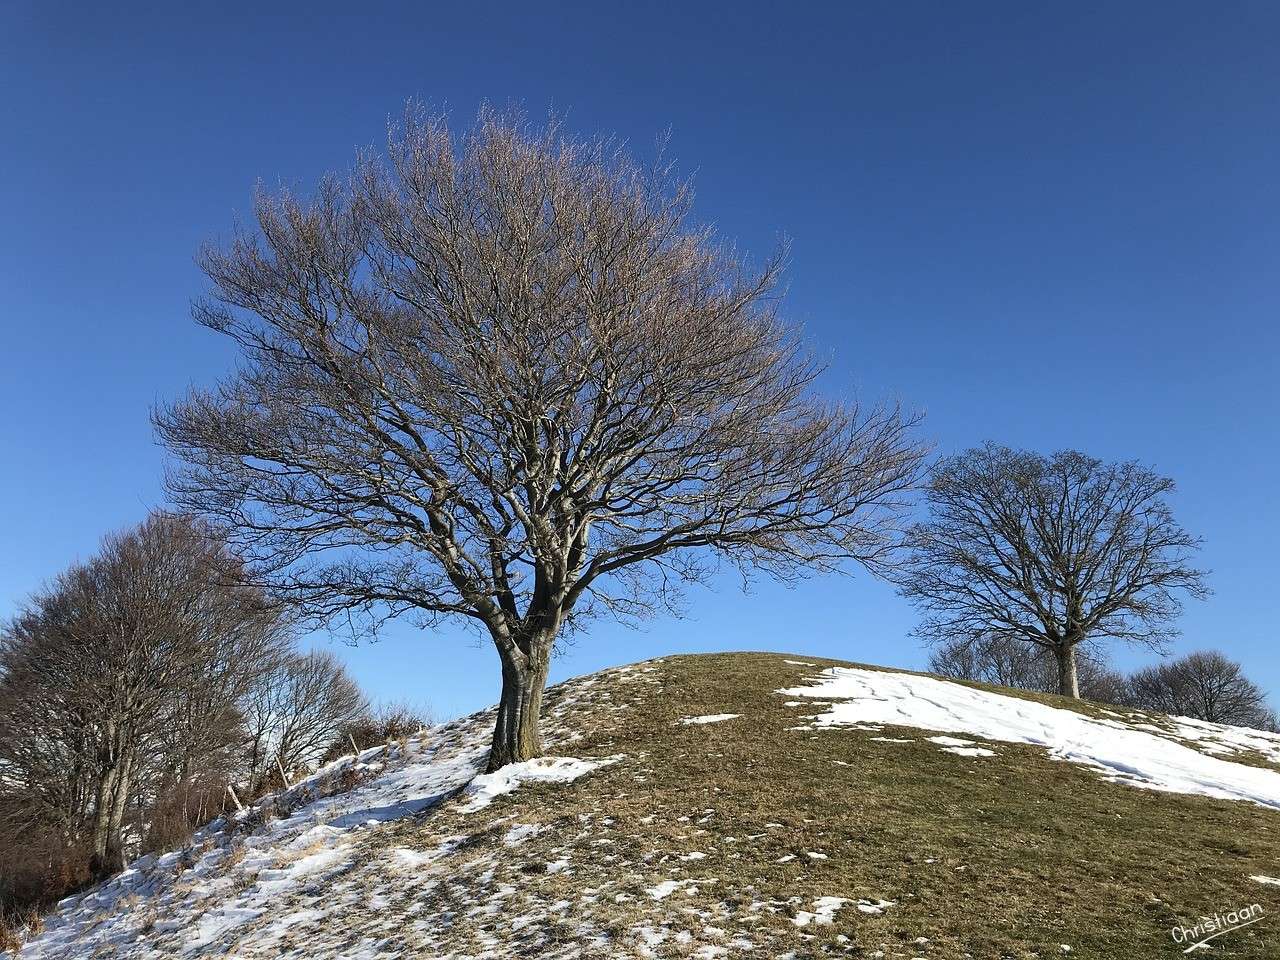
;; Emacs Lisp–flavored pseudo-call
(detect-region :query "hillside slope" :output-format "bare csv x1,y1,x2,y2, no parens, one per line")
9,653,1280,959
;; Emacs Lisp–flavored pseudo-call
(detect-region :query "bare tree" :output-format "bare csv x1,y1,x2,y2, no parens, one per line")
145,544,292,843
0,618,97,851
155,106,926,769
242,650,367,782
0,515,289,879
927,634,1127,704
1124,651,1275,729
898,444,1208,698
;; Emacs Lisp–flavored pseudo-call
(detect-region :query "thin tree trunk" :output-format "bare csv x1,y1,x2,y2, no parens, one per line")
89,754,131,879
488,646,550,772
89,765,118,877
179,751,193,826
1055,642,1080,699
105,755,132,871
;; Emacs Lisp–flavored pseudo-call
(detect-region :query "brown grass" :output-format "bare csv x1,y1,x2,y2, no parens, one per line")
46,652,1278,959
353,652,1280,958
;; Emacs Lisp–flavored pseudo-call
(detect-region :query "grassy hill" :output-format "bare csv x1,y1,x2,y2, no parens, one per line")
10,652,1280,959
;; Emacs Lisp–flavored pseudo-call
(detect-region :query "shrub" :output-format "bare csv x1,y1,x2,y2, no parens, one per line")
322,701,432,765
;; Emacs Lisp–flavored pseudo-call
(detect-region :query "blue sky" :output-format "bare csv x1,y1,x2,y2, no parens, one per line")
2,2,1276,719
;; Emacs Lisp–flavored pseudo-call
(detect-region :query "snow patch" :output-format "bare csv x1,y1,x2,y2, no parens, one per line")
791,896,848,927
856,898,895,915
15,670,629,960
928,735,975,747
647,879,688,900
1154,714,1280,764
780,668,1280,809
459,755,621,812
927,737,997,758
678,714,740,725
944,746,997,757
502,823,545,846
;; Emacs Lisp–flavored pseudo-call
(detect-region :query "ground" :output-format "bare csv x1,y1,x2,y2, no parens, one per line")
11,653,1280,959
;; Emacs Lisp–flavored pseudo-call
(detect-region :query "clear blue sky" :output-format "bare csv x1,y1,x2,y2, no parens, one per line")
2,2,1276,719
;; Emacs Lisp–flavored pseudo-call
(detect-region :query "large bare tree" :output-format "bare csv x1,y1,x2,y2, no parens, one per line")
155,107,926,770
898,444,1208,698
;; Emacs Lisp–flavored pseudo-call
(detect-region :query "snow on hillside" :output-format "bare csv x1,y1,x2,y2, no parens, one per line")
12,666,642,959
780,666,1280,809
13,656,1280,959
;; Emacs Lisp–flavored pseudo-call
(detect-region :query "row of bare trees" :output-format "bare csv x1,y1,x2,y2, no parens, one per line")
929,637,1275,729
0,515,390,916
926,634,1130,704
1126,650,1276,728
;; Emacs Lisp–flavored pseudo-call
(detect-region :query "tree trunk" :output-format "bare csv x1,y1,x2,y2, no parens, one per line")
1055,643,1080,699
89,755,131,879
89,765,117,877
487,646,551,772
106,755,132,865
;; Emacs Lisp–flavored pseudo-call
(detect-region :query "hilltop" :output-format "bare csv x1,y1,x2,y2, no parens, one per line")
9,653,1280,959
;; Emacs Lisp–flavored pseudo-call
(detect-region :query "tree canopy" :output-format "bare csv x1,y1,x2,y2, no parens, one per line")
156,107,927,767
899,444,1208,697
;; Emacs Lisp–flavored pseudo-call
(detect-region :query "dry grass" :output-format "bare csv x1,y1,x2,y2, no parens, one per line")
349,652,1280,958
39,653,1279,959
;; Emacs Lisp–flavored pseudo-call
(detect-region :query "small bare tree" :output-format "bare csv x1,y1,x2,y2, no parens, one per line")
1124,651,1275,729
155,106,926,770
242,650,367,782
899,444,1208,698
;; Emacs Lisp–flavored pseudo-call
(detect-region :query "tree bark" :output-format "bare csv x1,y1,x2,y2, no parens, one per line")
1055,642,1080,699
89,766,117,876
487,646,551,772
89,754,131,879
